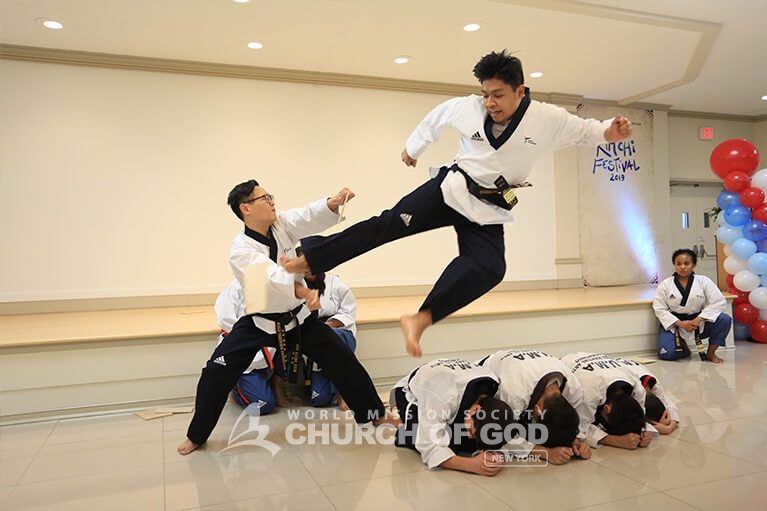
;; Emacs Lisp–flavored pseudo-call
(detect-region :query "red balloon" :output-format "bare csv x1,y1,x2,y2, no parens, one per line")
752,203,767,224
729,287,749,306
740,186,766,208
749,320,767,343
724,171,751,193
733,302,759,324
726,274,735,288
710,138,760,179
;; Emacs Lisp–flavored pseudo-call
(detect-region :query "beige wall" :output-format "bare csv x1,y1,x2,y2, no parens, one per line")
1,59,560,302
1,58,761,305
667,115,763,182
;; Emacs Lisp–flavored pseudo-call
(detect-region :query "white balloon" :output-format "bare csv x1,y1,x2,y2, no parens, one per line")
760,308,767,321
749,287,767,309
750,168,767,194
724,255,749,275
724,243,734,257
735,270,761,292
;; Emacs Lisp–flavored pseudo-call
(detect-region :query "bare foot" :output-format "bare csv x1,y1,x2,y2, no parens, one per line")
706,349,724,364
271,376,291,407
177,438,200,456
400,310,432,358
372,411,402,428
336,393,350,411
279,254,310,274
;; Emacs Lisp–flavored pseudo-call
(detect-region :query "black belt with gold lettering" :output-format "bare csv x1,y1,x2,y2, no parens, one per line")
254,304,304,383
446,164,517,210
672,312,706,360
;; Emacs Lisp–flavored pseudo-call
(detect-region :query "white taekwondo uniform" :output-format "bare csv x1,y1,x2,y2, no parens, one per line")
561,352,647,449
614,357,680,424
480,348,589,453
653,273,727,343
391,358,499,470
406,90,612,225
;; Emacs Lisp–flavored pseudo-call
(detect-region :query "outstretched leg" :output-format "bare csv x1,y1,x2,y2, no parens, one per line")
283,168,460,275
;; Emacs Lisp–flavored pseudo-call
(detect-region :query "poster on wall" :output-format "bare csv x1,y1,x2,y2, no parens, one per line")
577,105,658,286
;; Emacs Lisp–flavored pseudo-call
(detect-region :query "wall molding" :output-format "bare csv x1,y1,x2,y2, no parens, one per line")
1,43,686,115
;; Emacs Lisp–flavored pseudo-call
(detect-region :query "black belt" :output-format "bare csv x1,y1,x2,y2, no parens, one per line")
671,312,706,360
446,164,517,210
254,304,304,383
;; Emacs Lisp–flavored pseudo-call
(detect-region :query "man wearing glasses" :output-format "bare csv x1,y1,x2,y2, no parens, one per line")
178,179,399,455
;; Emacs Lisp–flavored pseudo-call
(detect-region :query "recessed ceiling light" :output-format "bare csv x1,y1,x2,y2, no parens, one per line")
36,18,63,30
247,42,263,50
233,0,250,3
530,72,543,78
394,56,413,64
463,23,481,32
762,95,767,101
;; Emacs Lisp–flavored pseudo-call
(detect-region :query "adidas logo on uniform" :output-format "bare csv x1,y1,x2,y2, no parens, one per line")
400,213,412,227
312,390,320,400
213,356,227,366
659,348,668,354
471,131,484,141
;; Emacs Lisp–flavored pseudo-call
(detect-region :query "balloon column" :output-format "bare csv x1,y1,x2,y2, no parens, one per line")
711,139,767,342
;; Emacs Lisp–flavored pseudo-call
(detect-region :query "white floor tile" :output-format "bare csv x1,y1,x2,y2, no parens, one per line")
1,342,767,511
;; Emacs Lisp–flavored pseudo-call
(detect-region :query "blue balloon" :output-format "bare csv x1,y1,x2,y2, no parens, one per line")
760,273,767,287
733,238,758,259
724,205,752,227
758,238,767,253
743,220,767,241
717,224,744,245
733,319,750,340
748,252,767,274
717,190,741,210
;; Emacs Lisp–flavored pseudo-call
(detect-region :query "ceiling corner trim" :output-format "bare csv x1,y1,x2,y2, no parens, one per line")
493,0,722,106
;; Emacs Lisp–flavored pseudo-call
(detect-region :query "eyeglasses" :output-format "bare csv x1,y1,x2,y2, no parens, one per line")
241,193,274,205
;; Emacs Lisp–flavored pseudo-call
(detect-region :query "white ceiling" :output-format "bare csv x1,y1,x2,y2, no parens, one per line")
1,0,765,118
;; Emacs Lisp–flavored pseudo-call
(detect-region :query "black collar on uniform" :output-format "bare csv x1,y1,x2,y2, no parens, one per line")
484,86,531,150
673,272,695,307
244,226,278,262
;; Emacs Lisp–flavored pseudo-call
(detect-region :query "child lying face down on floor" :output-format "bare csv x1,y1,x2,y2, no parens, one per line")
478,348,591,464
561,352,655,450
390,358,514,476
613,357,679,435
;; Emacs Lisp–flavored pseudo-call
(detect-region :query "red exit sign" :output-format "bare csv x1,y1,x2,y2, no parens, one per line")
699,126,714,140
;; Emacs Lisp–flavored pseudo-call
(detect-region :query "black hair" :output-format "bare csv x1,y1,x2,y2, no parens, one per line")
472,50,524,89
603,392,645,436
672,248,697,266
537,394,580,448
644,392,666,423
473,396,515,451
296,247,326,296
227,179,259,220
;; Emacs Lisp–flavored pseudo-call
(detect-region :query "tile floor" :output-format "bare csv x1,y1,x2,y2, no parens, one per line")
2,342,767,511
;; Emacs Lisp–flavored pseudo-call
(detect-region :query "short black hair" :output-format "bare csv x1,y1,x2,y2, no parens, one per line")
473,396,515,451
672,248,697,266
644,393,666,423
604,392,645,436
227,179,259,220
472,50,524,89
537,394,580,448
